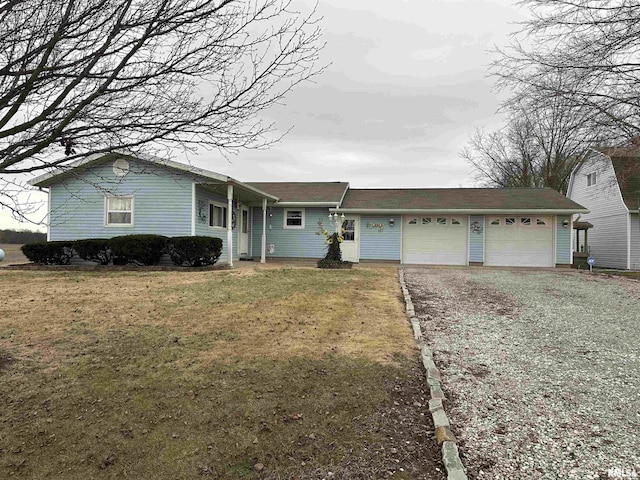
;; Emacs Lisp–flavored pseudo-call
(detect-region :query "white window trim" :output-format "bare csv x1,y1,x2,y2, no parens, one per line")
105,195,134,227
208,201,227,229
586,171,597,187
283,208,305,229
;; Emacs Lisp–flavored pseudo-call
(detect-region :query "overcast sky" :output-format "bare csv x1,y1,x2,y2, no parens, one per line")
1,0,526,232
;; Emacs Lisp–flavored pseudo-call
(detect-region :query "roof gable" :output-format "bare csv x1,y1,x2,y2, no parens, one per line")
28,152,278,201
600,147,640,211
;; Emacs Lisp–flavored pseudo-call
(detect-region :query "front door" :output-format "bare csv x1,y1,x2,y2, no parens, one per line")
239,207,249,255
340,215,359,262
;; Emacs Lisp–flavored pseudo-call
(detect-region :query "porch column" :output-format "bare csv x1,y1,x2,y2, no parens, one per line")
261,198,267,263
227,184,233,268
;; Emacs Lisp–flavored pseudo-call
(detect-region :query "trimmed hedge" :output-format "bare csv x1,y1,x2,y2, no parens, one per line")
74,238,112,265
21,241,75,265
166,236,223,267
21,235,225,267
108,234,167,266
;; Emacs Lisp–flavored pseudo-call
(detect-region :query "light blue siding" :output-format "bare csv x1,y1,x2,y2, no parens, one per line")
49,160,192,241
556,215,571,265
193,185,238,262
359,216,401,261
469,215,484,263
250,207,329,259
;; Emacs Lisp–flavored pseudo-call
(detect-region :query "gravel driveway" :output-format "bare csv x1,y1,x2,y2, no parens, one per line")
403,268,639,480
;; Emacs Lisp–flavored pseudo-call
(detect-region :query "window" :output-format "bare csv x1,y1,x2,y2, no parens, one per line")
209,203,227,228
536,218,546,225
437,217,447,225
505,217,516,225
521,217,531,225
422,217,432,225
490,218,500,226
105,196,133,226
451,218,461,225
342,219,355,241
284,209,305,229
587,172,597,187
241,209,249,234
408,218,417,225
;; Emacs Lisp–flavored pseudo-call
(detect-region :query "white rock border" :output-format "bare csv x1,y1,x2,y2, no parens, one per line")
399,270,468,480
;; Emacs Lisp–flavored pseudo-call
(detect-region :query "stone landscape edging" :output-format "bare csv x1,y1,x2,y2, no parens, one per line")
399,269,468,480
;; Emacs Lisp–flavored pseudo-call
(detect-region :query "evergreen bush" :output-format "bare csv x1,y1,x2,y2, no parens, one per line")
21,241,74,265
74,238,112,265
108,234,167,266
166,236,223,267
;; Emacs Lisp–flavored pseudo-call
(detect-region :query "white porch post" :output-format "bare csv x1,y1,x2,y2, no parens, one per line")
227,184,233,268
261,198,267,263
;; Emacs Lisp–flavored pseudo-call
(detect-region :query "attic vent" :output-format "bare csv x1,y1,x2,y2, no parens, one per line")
113,159,130,177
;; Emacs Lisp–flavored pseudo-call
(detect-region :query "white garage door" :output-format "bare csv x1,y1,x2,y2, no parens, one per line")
485,216,554,267
402,215,467,265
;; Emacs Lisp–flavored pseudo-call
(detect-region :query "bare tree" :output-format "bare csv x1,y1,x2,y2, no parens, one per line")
461,87,601,193
492,0,640,140
0,0,324,221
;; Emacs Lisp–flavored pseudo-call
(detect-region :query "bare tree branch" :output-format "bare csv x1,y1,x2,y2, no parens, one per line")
0,0,325,220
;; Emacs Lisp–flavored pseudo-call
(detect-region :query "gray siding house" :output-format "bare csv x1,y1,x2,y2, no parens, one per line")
30,152,588,267
567,144,640,270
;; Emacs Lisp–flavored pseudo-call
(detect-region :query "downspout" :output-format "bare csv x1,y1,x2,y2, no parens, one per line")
261,198,267,263
227,184,233,268
45,187,51,242
627,210,632,270
191,183,196,236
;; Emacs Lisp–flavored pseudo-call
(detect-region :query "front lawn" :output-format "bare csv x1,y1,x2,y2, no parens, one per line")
0,266,442,479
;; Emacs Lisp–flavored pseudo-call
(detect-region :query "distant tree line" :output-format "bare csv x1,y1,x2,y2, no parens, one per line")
0,229,46,244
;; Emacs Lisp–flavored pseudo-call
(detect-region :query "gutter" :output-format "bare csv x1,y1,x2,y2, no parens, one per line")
330,208,590,215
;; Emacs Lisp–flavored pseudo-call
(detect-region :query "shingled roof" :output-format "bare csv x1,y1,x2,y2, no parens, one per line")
248,182,349,205
339,187,587,212
600,145,640,211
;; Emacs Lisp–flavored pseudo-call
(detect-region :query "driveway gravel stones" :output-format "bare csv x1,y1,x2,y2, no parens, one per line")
403,268,640,480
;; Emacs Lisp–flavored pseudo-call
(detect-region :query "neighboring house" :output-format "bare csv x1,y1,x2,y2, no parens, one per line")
30,152,588,267
567,144,640,270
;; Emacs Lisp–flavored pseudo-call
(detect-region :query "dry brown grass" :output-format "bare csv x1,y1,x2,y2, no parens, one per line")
0,244,28,265
0,265,440,480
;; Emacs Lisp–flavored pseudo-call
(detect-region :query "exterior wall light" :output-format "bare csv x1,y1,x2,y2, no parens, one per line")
389,218,395,227
328,212,345,233
562,219,570,229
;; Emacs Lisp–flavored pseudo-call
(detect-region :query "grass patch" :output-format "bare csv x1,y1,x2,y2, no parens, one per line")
0,266,438,479
597,269,640,280
0,244,28,265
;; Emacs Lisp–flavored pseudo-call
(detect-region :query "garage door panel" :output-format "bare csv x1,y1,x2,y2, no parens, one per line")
402,216,467,265
485,216,553,267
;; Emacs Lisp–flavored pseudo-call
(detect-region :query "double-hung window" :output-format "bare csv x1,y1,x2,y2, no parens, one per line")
209,203,227,228
284,209,305,229
105,196,133,226
587,172,597,187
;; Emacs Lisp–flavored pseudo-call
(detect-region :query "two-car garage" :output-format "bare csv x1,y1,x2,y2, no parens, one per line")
401,214,556,267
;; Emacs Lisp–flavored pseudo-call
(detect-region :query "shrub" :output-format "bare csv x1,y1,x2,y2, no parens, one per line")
166,236,223,267
74,238,112,265
21,241,74,265
108,234,167,266
317,232,352,269
317,258,353,269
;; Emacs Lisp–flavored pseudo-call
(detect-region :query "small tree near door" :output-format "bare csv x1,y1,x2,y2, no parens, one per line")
316,220,352,269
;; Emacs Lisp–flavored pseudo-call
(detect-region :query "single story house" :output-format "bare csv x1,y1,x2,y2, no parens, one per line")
29,152,588,267
567,143,640,270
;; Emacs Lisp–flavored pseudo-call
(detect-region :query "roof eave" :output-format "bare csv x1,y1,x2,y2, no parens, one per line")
276,202,340,207
332,208,590,214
